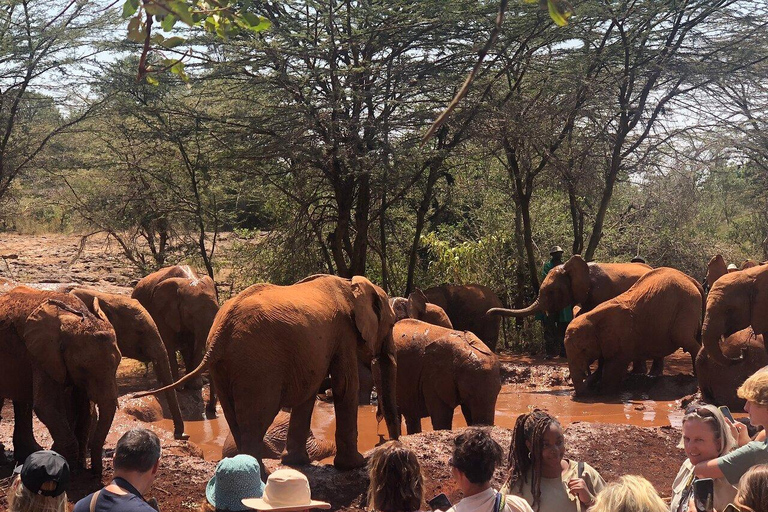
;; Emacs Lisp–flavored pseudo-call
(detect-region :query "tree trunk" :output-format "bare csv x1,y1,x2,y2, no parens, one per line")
405,160,441,295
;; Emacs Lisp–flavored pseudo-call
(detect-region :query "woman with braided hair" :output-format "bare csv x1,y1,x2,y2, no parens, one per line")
506,411,605,512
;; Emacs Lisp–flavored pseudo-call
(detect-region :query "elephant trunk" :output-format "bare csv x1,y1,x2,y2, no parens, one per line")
702,311,745,366
378,334,400,441
148,339,187,440
487,300,540,318
90,397,116,474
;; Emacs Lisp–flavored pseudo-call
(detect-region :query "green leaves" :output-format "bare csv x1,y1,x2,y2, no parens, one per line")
522,0,573,26
121,1,271,83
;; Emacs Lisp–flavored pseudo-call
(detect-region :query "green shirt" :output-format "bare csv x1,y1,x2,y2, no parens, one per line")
538,260,574,323
717,439,768,485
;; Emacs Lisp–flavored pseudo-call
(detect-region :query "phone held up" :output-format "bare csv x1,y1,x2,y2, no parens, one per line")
428,493,452,511
718,406,735,423
693,478,714,512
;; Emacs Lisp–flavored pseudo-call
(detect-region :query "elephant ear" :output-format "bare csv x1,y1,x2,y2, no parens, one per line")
352,276,383,353
151,279,183,332
23,301,82,384
563,255,590,305
407,289,428,319
91,296,110,323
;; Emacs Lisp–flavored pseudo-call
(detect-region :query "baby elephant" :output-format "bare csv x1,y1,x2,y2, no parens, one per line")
565,267,703,396
391,319,501,434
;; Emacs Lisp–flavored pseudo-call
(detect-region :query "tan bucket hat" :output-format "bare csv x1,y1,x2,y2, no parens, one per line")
241,469,331,511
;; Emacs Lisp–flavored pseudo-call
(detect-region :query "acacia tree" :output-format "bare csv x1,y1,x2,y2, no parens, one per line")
212,0,522,283
0,0,111,204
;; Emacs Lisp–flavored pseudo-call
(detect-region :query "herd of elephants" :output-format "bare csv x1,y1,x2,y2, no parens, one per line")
0,253,767,476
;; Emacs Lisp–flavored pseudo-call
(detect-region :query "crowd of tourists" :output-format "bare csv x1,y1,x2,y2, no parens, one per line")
7,366,768,512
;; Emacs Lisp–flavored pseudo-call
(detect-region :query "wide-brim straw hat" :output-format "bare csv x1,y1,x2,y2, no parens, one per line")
241,468,331,511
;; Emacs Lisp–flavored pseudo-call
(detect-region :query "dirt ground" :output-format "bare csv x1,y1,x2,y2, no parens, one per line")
0,233,698,511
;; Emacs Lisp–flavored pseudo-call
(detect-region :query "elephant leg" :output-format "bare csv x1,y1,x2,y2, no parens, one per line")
233,387,280,482
649,358,664,377
205,377,218,420
33,374,78,464
72,388,92,469
598,359,629,394
157,323,181,382
12,401,41,462
630,359,647,374
329,352,365,470
281,395,314,466
460,403,473,425
429,403,454,431
180,336,203,390
358,361,374,405
405,416,422,435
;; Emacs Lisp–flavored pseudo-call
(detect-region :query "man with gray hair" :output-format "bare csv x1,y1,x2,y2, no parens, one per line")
74,428,162,512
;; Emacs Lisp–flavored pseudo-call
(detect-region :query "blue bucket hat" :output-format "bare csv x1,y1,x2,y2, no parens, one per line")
206,455,265,511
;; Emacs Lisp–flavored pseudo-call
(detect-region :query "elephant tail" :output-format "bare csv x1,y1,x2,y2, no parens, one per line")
131,350,212,398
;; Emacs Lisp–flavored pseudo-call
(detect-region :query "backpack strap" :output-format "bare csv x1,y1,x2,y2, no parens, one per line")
494,491,506,512
89,490,102,512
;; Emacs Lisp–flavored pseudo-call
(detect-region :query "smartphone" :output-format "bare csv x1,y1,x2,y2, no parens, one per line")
428,493,452,511
693,478,714,512
719,405,735,422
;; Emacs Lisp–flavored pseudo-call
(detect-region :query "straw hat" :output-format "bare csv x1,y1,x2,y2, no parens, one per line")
242,469,331,511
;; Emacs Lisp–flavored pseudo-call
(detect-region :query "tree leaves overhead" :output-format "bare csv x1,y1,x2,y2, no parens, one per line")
123,0,271,81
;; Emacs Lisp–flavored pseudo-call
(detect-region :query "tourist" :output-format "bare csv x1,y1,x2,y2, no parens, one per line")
241,468,330,512
8,450,70,512
694,366,768,485
200,455,265,512
669,404,738,512
367,441,424,512
590,475,667,512
445,428,532,512
507,410,605,512
733,464,768,512
74,428,162,512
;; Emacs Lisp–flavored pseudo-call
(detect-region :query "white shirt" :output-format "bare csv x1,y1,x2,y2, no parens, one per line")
447,488,533,512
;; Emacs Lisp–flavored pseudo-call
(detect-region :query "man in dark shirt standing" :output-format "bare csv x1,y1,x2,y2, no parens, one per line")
74,429,161,512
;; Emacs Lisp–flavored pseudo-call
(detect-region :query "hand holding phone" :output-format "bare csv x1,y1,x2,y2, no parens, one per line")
693,478,714,512
428,493,452,511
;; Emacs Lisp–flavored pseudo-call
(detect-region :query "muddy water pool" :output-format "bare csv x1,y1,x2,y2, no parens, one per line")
155,382,688,461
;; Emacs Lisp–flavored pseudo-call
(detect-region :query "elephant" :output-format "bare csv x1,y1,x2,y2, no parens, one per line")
696,328,768,410
132,265,219,416
488,255,656,373
564,268,703,396
222,410,336,461
423,284,503,351
706,254,728,289
0,287,120,472
136,274,400,472
391,289,453,328
390,319,500,434
69,288,187,440
701,264,768,366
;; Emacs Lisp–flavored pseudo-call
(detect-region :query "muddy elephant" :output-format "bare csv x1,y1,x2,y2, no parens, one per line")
489,255,656,372
0,287,120,471
423,284,502,351
132,266,219,414
701,264,768,366
390,319,500,434
70,288,187,440
138,274,400,472
565,268,704,396
706,255,762,289
222,410,336,460
696,328,768,410
391,289,453,328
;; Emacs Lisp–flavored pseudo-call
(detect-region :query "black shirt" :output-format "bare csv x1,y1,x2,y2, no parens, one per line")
73,477,156,512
